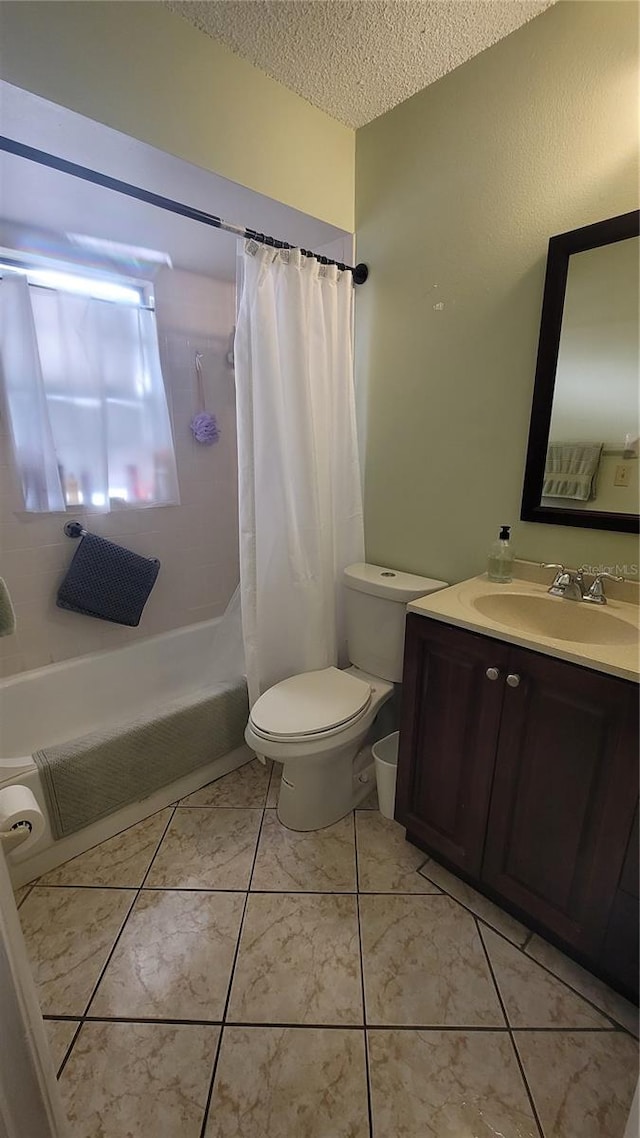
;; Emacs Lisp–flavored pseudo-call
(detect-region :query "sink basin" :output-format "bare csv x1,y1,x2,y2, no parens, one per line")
472,592,639,647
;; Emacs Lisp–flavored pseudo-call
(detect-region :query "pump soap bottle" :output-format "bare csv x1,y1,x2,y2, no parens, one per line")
487,525,513,583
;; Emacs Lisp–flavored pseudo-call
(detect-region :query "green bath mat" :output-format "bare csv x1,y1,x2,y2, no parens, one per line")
34,678,249,839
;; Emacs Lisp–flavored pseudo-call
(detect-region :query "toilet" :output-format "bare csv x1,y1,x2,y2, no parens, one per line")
245,563,448,830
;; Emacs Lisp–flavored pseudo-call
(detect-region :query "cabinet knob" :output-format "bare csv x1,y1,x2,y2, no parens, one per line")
485,667,500,681
506,673,521,688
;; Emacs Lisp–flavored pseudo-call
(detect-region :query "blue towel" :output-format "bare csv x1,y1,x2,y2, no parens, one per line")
57,532,160,627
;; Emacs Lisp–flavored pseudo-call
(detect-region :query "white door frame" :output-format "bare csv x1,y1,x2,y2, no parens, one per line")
0,848,69,1138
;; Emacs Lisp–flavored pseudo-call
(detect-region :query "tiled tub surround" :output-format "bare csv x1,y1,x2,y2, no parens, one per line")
0,269,238,678
15,759,638,1138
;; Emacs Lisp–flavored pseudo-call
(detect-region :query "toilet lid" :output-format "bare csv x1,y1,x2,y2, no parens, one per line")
250,667,372,739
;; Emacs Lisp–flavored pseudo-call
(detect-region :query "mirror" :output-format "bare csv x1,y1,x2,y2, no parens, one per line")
521,211,639,534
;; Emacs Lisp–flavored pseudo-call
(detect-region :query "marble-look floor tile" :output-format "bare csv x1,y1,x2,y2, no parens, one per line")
265,764,280,808
45,1019,79,1073
481,926,613,1029
13,882,35,907
357,785,379,810
515,1030,639,1138
525,935,639,1037
90,890,245,1020
205,1027,369,1137
38,809,172,888
356,812,435,892
145,808,262,889
418,858,530,946
368,1029,538,1138
180,759,271,808
228,893,362,1025
360,894,504,1026
19,887,133,1015
251,810,356,892
60,1021,218,1138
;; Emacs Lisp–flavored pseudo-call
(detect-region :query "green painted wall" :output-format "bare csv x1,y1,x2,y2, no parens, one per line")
355,0,639,584
0,1,355,231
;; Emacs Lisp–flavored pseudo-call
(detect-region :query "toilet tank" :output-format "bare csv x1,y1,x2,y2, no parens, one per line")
344,563,448,682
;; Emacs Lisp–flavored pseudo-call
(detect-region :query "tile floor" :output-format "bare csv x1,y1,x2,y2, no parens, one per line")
15,758,639,1138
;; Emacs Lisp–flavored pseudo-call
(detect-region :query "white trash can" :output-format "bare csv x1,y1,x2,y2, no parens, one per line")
372,731,399,820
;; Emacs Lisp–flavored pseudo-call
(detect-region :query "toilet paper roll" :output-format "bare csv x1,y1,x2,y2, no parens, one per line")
0,784,45,853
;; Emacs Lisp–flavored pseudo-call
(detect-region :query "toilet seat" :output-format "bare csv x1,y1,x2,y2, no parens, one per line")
249,666,372,743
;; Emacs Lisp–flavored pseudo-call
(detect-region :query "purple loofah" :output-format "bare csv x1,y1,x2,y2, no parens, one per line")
190,411,220,446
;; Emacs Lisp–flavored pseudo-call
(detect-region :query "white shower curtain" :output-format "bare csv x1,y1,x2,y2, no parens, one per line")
234,242,365,705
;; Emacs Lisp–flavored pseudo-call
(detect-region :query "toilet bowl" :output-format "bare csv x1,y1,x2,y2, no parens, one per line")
245,563,448,831
245,665,393,830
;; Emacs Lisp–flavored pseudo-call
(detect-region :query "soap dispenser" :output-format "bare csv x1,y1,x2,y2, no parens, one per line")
487,525,513,583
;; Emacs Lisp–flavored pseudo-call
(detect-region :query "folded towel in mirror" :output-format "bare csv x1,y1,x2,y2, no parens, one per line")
57,532,160,626
543,442,603,501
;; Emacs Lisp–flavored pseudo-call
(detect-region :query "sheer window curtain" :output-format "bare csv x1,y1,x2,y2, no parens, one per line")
0,273,178,512
234,243,365,705
0,275,66,511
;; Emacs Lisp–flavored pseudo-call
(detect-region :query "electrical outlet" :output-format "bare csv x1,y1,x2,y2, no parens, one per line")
614,464,632,487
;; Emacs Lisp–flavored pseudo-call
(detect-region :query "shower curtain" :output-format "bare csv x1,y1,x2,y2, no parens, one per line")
234,242,365,705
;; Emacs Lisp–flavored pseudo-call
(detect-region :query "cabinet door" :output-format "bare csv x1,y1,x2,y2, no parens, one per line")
396,615,510,875
599,804,639,998
482,647,639,956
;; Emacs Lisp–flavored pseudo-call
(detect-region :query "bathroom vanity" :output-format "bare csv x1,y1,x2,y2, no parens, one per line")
396,569,640,1002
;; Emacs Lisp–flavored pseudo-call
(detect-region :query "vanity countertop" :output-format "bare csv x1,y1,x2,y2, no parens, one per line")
408,563,640,683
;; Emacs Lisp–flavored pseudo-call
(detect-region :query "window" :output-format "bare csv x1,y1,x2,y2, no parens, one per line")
0,261,179,513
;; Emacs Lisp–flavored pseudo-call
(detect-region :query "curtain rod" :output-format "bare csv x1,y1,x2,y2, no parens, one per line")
0,136,369,285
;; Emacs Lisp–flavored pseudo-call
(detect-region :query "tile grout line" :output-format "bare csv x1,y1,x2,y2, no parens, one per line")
56,804,179,1080
476,919,546,1138
517,947,634,1035
198,779,270,1138
177,804,268,810
353,811,375,1138
197,1029,225,1138
41,1014,626,1034
417,863,532,945
24,883,451,897
472,918,510,1038
492,925,631,1035
418,862,635,1037
54,1020,84,1081
521,930,535,952
15,882,35,908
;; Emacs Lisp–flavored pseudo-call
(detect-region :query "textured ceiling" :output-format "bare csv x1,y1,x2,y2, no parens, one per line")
166,1,554,129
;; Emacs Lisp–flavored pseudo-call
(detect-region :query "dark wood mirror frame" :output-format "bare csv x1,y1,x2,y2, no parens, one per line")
521,210,640,534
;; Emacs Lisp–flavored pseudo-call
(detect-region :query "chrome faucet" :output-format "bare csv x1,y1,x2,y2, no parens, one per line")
542,564,623,604
541,564,585,601
583,570,624,605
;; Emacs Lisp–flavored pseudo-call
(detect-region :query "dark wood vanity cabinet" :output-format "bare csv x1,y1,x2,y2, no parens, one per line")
482,647,637,957
396,618,510,876
396,613,640,999
600,807,639,996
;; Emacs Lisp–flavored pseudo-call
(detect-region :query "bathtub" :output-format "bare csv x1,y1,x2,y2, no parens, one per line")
1,617,253,886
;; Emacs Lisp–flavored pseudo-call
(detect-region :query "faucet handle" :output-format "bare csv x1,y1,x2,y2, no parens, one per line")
541,563,568,591
541,562,566,580
584,570,624,605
